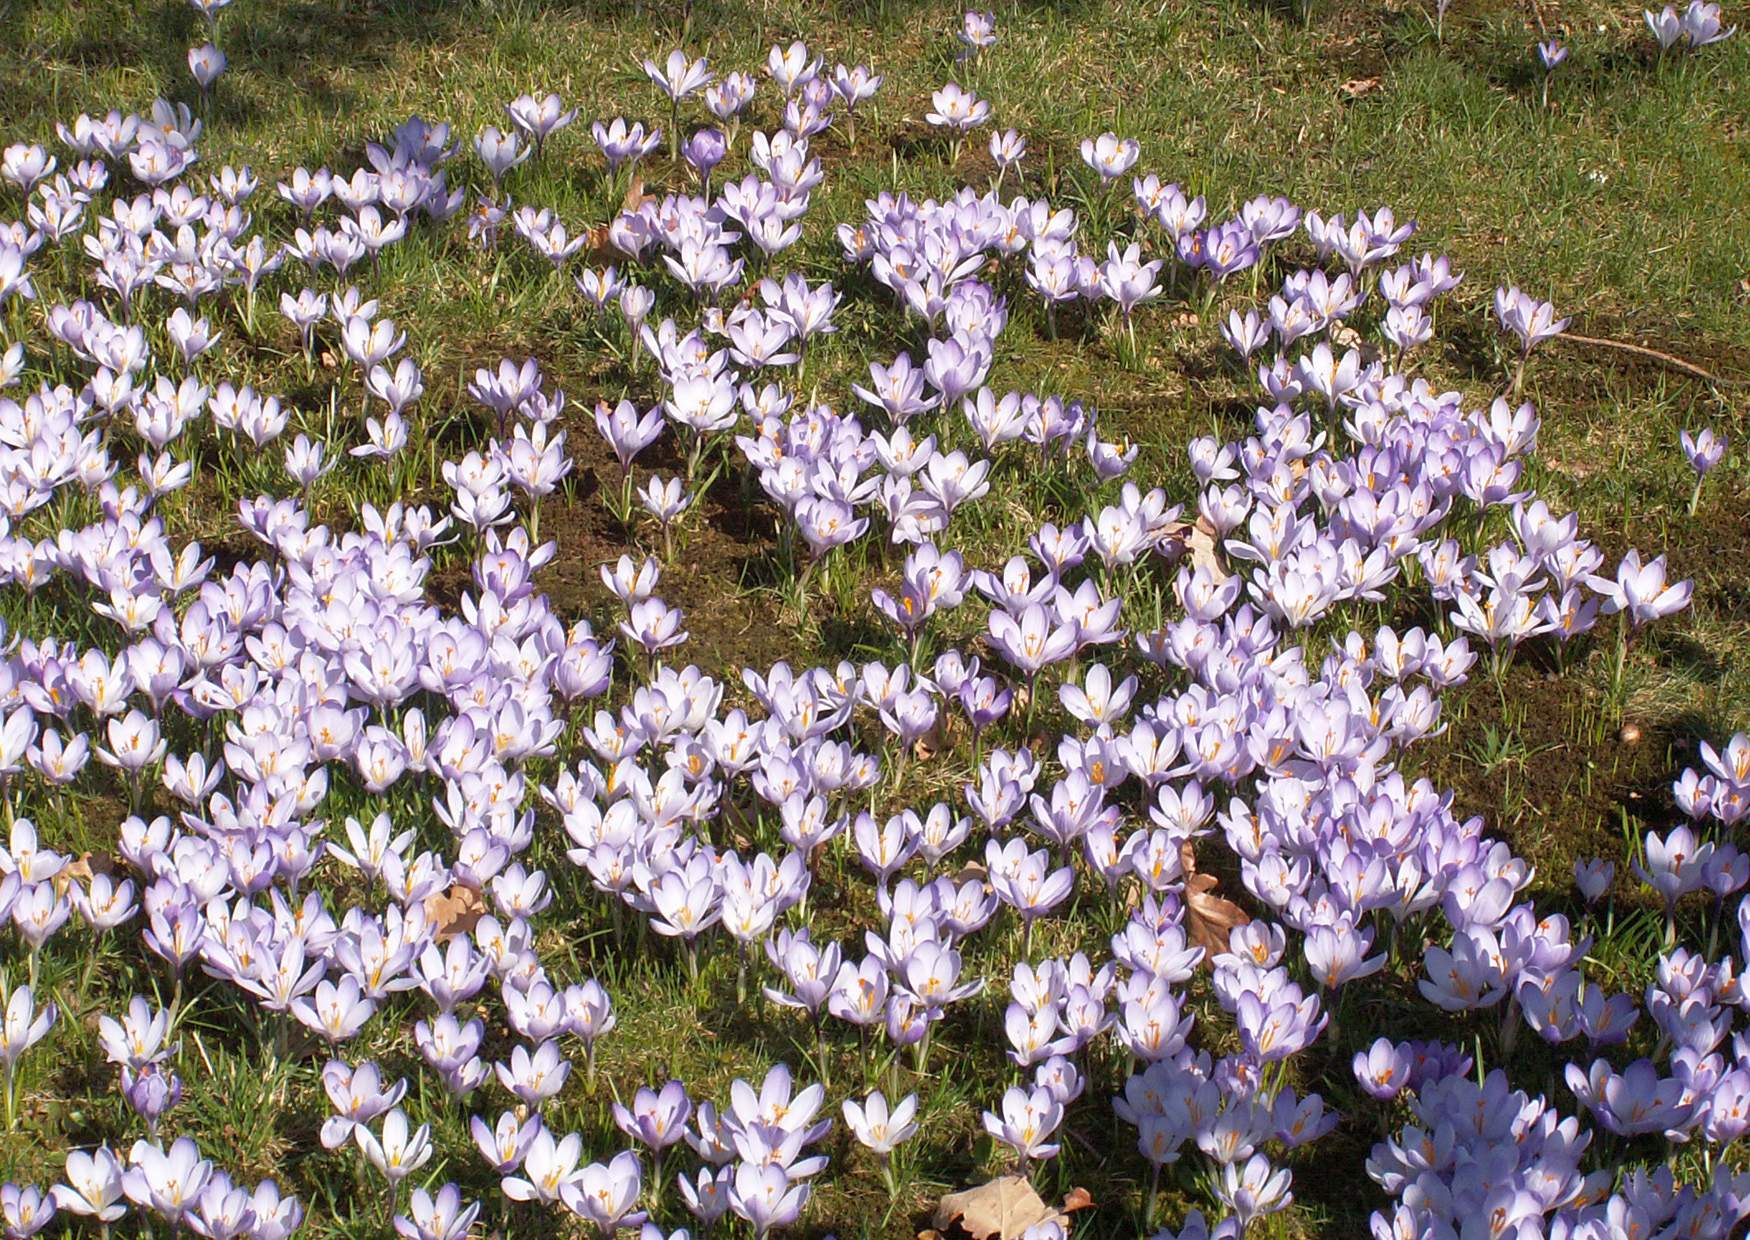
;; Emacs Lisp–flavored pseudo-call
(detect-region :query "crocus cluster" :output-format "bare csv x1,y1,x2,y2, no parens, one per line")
0,4,1737,1239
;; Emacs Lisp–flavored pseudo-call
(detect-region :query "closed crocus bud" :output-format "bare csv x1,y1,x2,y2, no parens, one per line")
121,1064,182,1137
683,128,727,181
1573,857,1615,902
1682,427,1727,478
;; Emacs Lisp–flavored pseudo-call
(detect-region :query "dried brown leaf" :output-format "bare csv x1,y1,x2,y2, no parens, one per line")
621,172,649,215
1187,516,1229,581
584,222,615,258
1340,76,1380,98
950,861,990,888
53,852,117,897
1157,516,1229,582
424,883,486,942
1185,868,1250,964
933,1177,1066,1240
1061,1187,1095,1213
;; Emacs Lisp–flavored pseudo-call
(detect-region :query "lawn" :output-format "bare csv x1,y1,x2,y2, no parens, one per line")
0,0,1747,1236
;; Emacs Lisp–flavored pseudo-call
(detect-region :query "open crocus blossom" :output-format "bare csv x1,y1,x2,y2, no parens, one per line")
924,83,989,131
841,1090,919,1155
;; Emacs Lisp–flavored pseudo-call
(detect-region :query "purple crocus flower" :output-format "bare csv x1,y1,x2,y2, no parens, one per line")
613,1081,695,1151
505,93,578,154
981,1084,1063,1165
120,1064,182,1138
394,1183,480,1240
728,1162,808,1238
1352,1038,1413,1100
1493,286,1569,392
121,1136,212,1226
1587,549,1693,628
563,1150,646,1233
187,44,226,91
1079,133,1139,180
0,1183,54,1238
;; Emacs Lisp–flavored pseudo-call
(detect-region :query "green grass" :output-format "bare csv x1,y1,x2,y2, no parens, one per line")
1,0,1748,1236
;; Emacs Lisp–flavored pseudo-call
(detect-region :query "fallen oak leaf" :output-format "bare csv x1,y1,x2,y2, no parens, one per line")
586,178,650,260
621,171,649,215
933,1176,1066,1240
913,716,949,761
52,851,118,898
1186,515,1229,582
424,883,486,942
950,860,990,888
584,222,615,259
1182,842,1250,964
1156,516,1230,582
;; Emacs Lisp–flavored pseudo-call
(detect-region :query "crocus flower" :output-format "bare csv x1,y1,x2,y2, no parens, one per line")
1352,1038,1413,1100
613,1081,694,1150
646,50,714,101
1587,549,1693,628
842,1090,919,1155
989,603,1077,684
187,44,226,91
1682,426,1727,513
0,1183,54,1238
1682,0,1737,46
505,92,578,152
503,1126,583,1204
683,128,728,190
121,1065,182,1138
960,9,998,51
562,1150,647,1232
1493,286,1569,392
52,1148,128,1224
394,1183,480,1240
989,129,1026,183
1570,857,1614,902
356,1108,433,1186
0,983,55,1078
980,1085,1063,1164
1220,1153,1293,1229
121,1137,211,1226
475,126,529,185
1079,132,1139,181
924,83,989,131
728,1162,808,1238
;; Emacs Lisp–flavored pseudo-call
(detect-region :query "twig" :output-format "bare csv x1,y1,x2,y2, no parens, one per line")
1556,331,1749,387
